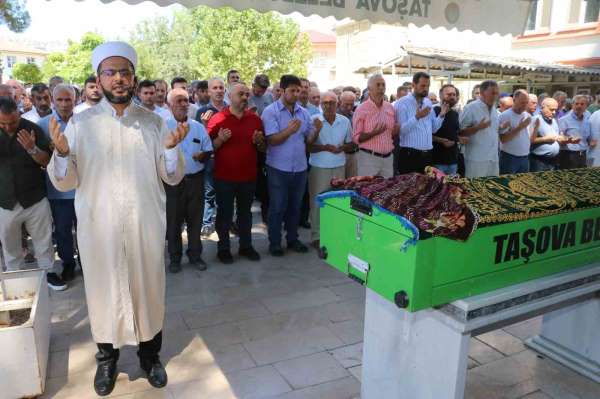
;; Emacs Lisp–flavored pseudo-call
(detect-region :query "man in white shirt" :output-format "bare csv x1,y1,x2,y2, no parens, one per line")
21,83,52,123
498,89,532,174
530,98,567,172
307,92,352,249
137,79,172,121
74,75,103,114
47,41,186,396
459,80,501,178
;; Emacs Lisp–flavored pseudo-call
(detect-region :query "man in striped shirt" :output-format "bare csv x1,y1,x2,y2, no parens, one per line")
394,72,447,174
352,74,398,177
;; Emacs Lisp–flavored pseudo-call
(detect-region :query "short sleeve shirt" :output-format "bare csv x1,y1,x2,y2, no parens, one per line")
459,99,500,162
165,118,213,175
309,114,352,169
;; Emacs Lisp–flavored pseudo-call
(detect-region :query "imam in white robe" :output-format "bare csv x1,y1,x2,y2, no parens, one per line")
48,98,184,347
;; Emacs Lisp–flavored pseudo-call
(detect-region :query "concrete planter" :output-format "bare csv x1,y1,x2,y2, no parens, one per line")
0,270,50,399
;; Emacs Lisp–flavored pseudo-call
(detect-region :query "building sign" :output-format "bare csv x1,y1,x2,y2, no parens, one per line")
115,0,533,36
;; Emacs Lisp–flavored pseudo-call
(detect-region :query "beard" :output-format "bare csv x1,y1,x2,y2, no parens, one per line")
101,86,134,105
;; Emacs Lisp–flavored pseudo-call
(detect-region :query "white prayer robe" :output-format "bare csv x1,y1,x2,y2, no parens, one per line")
48,99,185,347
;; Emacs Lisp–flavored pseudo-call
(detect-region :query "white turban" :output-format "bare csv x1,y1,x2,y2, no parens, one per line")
91,41,138,73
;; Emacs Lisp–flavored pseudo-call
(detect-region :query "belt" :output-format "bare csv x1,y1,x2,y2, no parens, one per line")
530,153,557,162
399,147,432,154
360,148,392,158
347,148,359,154
561,149,587,156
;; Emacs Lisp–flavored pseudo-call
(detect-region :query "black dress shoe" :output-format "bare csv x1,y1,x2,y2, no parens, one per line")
288,240,308,253
269,246,284,257
94,360,118,396
61,262,76,282
239,247,260,261
217,250,234,264
142,359,168,388
168,261,182,273
190,258,207,271
299,221,311,229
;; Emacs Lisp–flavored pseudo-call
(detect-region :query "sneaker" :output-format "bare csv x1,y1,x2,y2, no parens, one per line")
288,240,308,253
47,272,67,291
201,224,214,238
190,258,207,271
61,263,76,282
168,262,182,273
269,246,284,257
217,250,234,264
239,247,260,261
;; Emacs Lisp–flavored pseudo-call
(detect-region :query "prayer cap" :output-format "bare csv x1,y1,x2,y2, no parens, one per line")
92,41,138,73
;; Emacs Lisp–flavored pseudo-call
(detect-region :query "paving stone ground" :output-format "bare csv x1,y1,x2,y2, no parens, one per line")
40,211,600,399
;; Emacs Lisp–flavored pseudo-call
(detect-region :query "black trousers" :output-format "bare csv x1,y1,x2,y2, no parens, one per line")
96,331,162,367
165,172,205,263
558,150,587,170
215,179,255,251
396,147,433,174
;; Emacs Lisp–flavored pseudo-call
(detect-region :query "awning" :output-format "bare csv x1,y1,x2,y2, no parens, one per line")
77,0,534,35
355,45,600,81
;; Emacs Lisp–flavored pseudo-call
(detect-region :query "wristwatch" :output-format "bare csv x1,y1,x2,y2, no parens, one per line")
27,146,40,156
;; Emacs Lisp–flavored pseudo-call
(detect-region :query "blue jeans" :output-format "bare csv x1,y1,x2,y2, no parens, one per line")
49,199,77,267
433,164,458,175
267,166,307,249
202,157,216,226
529,154,556,172
500,151,529,175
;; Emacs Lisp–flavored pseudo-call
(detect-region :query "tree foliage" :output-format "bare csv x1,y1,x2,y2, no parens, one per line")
42,32,105,84
1,0,31,33
130,6,312,83
11,62,42,84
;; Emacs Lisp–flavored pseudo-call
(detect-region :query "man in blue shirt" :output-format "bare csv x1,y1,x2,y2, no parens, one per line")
165,88,213,273
261,75,321,256
38,84,78,283
196,77,228,238
558,95,598,169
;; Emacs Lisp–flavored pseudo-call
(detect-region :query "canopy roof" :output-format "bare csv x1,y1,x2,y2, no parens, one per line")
356,46,600,80
77,0,534,35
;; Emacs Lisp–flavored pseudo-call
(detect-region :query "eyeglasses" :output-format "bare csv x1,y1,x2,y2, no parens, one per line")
100,69,134,79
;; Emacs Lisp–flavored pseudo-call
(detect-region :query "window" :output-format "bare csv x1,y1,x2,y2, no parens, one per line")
26,57,36,64
526,0,539,30
6,56,16,68
584,0,600,22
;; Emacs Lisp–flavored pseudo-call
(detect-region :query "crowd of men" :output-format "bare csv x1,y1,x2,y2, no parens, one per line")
2,70,600,293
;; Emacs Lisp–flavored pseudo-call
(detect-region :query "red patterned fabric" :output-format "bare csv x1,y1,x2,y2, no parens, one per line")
331,174,477,241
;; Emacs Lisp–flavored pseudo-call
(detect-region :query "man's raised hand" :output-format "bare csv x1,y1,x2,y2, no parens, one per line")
165,121,190,149
49,117,70,156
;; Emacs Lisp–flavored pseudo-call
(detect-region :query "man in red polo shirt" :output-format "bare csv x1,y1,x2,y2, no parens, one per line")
207,83,266,264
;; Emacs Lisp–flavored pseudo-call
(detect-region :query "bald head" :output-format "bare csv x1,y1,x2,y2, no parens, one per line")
321,91,338,117
0,84,16,101
540,97,558,119
528,93,538,114
309,87,321,107
499,96,513,112
512,89,529,113
5,79,23,98
339,91,356,115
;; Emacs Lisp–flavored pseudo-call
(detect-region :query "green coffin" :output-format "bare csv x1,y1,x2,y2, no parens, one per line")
318,170,600,312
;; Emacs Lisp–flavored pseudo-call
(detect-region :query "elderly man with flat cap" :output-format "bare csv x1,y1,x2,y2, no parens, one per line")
47,41,186,396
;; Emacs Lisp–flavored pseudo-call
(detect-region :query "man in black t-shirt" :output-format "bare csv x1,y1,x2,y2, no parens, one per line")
432,84,467,175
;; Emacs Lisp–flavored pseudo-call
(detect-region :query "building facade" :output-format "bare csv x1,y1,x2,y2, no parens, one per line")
0,38,48,83
305,30,337,89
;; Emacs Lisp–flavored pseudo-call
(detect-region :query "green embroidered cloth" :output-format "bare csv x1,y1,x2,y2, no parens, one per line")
455,168,600,225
